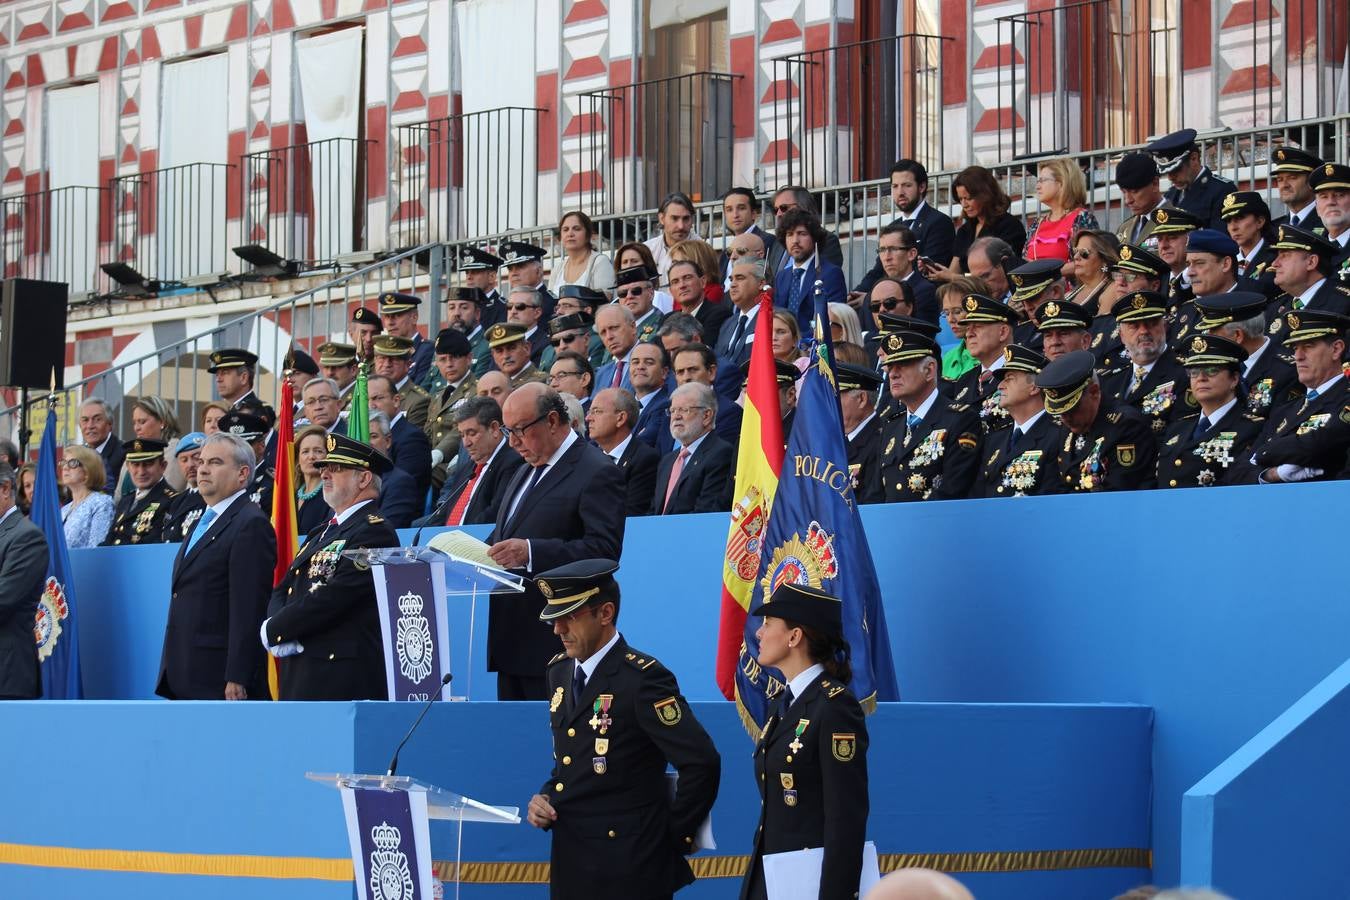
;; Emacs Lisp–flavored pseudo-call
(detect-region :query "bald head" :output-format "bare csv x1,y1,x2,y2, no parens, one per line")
864,869,975,900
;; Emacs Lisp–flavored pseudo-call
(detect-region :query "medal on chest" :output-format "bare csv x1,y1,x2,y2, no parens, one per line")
589,694,613,733
1078,437,1106,491
780,772,797,807
1002,449,1043,495
788,718,809,759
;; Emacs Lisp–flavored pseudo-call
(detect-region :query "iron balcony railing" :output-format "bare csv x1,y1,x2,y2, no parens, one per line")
107,162,236,283
0,185,110,296
241,137,375,266
576,71,740,216
768,33,954,190
391,107,544,247
0,242,456,449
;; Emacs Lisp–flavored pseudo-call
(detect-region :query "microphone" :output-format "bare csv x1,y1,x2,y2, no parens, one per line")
386,672,453,777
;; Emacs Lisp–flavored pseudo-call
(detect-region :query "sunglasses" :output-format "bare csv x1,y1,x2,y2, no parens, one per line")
615,286,647,298
507,303,539,312
1073,250,1094,260
550,332,585,347
61,459,83,469
870,298,903,313
774,204,797,214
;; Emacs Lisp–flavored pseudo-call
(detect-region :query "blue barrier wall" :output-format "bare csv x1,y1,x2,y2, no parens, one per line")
1181,658,1350,899
62,482,1350,886
0,701,1151,899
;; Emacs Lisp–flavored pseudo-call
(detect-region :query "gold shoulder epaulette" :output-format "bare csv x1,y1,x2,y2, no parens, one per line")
1106,411,1122,423
623,651,658,671
548,651,569,666
950,403,970,412
367,514,385,524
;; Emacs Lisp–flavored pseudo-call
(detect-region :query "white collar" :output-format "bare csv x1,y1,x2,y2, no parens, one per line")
1198,396,1238,424
205,488,247,518
543,429,579,470
1296,278,1327,307
901,199,929,221
1012,408,1046,431
390,410,406,428
395,375,411,392
846,410,877,442
1309,373,1344,397
606,433,634,462
1243,337,1271,375
981,354,1007,375
908,386,940,420
524,325,538,340
333,497,375,526
480,438,507,469
1292,199,1318,222
790,251,819,272
1241,238,1265,261
786,664,825,708
576,630,622,682
93,435,113,454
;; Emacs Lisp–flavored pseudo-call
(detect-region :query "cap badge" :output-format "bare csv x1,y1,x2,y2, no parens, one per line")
488,324,505,341
1223,193,1238,209
326,434,337,452
1327,164,1336,176
1120,246,1133,260
1132,294,1147,310
1011,274,1023,287
1003,347,1014,363
964,296,978,312
1191,336,1207,353
1276,149,1286,161
538,580,553,599
1044,302,1060,318
1288,314,1301,331
1156,210,1169,224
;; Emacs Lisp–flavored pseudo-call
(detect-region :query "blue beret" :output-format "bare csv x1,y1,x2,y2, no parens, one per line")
1186,228,1239,258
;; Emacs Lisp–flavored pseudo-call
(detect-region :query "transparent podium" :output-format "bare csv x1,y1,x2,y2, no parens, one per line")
308,772,520,900
344,544,523,700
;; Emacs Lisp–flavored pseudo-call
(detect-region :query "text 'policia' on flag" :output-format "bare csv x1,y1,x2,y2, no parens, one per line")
716,288,783,702
733,284,899,733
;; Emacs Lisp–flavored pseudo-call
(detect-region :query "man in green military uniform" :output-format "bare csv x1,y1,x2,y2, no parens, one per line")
441,286,494,378
101,438,177,545
423,328,478,489
539,311,594,376
972,344,1063,498
1114,152,1165,245
1037,350,1157,492
372,334,432,429
526,559,721,900
1157,334,1264,488
318,342,360,413
614,265,666,346
485,321,548,388
878,330,982,501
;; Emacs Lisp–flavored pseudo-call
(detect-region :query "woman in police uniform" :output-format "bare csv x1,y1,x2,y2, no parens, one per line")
741,583,869,900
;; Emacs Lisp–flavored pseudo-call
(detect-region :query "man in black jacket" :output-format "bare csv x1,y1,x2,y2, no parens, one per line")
653,382,734,515
157,433,276,700
419,397,525,528
587,388,660,517
79,398,124,494
526,559,720,900
486,384,625,700
262,434,400,700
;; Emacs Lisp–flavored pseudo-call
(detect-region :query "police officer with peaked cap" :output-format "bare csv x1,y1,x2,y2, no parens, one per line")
102,438,178,545
947,293,1018,435
1146,206,1204,321
837,361,885,504
1271,146,1323,231
1308,162,1350,276
972,344,1063,498
1219,191,1279,291
460,245,508,329
1006,258,1067,350
1037,299,1096,362
1264,224,1350,327
1148,128,1236,228
1156,334,1264,488
1037,349,1157,492
526,559,721,900
1193,290,1302,416
1099,290,1194,434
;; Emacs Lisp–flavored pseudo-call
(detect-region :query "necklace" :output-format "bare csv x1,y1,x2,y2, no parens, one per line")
297,482,323,502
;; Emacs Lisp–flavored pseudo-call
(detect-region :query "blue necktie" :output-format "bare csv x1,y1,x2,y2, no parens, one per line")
1306,388,1320,402
1192,416,1211,440
907,413,921,429
185,508,217,554
571,665,586,715
788,269,806,315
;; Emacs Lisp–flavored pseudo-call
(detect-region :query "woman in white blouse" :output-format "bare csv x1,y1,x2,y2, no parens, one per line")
547,210,616,295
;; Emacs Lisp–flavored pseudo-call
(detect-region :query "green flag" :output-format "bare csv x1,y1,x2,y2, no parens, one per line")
348,362,370,442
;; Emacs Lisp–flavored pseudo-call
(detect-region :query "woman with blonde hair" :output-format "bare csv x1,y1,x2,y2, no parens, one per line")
828,302,863,347
547,210,616,295
60,445,115,547
200,401,230,435
116,396,186,495
1025,157,1099,263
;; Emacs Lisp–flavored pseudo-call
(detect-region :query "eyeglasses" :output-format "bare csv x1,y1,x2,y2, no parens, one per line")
615,286,648,298
307,395,338,405
551,332,585,347
1186,366,1225,378
870,298,903,313
669,405,709,417
507,303,539,312
501,413,549,440
61,459,83,469
1036,176,1059,184
877,245,913,255
548,369,583,381
774,204,797,214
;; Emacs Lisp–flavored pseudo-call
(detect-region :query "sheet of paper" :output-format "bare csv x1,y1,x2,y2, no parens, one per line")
665,771,716,851
428,529,497,568
762,842,880,899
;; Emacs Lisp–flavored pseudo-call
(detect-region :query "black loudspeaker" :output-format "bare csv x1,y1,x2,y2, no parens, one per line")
0,278,68,390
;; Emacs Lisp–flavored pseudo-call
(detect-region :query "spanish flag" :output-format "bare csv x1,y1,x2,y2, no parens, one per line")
715,289,784,702
268,377,300,700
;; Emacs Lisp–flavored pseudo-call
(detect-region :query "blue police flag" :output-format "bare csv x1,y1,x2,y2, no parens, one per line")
32,407,83,698
735,286,899,732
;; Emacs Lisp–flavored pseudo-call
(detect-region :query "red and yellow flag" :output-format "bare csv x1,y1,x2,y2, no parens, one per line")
268,378,300,700
715,289,784,700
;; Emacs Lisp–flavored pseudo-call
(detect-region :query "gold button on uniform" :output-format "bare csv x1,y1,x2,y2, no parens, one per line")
608,830,616,839
1174,459,1182,467
562,756,571,766
1169,479,1177,487
329,653,335,660
567,728,576,737
554,783,564,792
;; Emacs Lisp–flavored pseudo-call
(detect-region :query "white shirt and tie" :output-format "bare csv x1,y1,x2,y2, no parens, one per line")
184,488,247,554
505,429,579,572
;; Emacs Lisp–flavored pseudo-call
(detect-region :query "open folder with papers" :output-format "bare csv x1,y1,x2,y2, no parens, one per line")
762,841,880,899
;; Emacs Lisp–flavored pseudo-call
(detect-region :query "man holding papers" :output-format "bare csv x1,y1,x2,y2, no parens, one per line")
526,559,721,899
741,583,870,900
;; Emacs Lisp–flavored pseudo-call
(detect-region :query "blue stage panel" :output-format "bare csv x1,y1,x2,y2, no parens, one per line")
0,701,1150,900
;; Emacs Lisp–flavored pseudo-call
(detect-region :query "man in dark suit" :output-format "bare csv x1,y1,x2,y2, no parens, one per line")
774,210,848,333
486,384,626,700
157,432,276,700
717,187,777,281
653,383,734,515
586,387,660,516
716,259,770,384
0,462,48,700
79,398,124,494
263,434,400,701
854,159,956,295
527,559,721,899
669,259,732,340
673,343,743,444
367,374,432,498
367,412,425,528
629,342,674,454
419,396,525,528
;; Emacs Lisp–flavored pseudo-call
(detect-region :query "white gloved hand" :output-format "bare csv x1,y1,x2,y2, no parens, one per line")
259,618,304,657
1276,464,1324,482
431,449,444,467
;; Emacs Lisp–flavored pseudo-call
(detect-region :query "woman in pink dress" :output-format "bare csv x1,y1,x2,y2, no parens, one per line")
1025,157,1098,266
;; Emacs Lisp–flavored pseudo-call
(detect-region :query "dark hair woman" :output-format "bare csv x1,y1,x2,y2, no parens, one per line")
741,582,869,900
925,166,1027,284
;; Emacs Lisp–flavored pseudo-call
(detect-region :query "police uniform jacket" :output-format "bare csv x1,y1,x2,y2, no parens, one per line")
1266,280,1350,324
157,495,276,699
1089,315,1123,364
880,397,982,501
1244,377,1350,480
1054,402,1158,492
247,464,275,513
1239,242,1279,296
1164,167,1237,229
1157,403,1265,488
846,414,884,504
740,672,869,900
263,501,400,700
395,377,432,429
1241,341,1303,417
101,478,176,545
971,411,1064,498
1099,352,1196,435
161,488,207,543
948,365,1013,435
542,639,720,900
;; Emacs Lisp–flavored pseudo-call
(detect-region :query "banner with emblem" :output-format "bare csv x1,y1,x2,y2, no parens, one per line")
32,405,83,698
735,289,899,734
372,561,451,701
341,784,435,900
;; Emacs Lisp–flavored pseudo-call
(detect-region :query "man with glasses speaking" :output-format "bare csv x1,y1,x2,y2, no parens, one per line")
485,383,625,700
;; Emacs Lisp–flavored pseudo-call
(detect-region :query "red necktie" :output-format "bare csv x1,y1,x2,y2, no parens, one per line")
446,463,484,526
662,449,690,513
611,359,626,388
